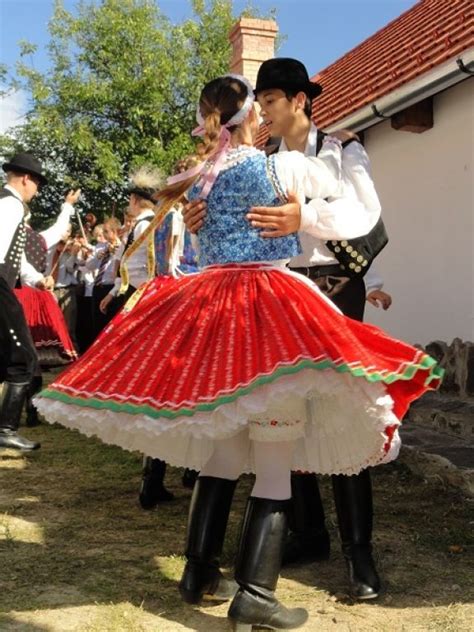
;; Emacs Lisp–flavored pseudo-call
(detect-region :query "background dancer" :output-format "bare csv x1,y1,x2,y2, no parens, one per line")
99,166,163,313
139,161,200,509
0,152,50,450
99,166,174,506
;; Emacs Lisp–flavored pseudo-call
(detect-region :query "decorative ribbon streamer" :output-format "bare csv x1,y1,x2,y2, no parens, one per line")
167,125,232,199
119,199,173,295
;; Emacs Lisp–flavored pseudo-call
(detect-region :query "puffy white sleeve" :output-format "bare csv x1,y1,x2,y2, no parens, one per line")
271,137,343,203
299,141,381,240
39,203,74,249
364,267,384,293
20,253,43,287
0,197,24,262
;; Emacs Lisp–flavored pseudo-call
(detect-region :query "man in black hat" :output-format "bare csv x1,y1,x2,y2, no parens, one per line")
0,152,51,450
183,58,389,600
251,57,386,601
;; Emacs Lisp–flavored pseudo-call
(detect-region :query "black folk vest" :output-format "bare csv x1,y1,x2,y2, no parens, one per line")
265,133,388,278
0,188,27,289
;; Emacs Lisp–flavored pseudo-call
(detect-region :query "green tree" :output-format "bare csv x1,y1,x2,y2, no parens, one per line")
1,0,274,226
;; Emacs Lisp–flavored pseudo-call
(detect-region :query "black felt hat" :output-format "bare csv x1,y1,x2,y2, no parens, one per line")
255,58,322,99
127,186,156,202
2,152,48,186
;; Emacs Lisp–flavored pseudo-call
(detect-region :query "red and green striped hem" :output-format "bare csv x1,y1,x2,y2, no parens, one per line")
39,353,443,420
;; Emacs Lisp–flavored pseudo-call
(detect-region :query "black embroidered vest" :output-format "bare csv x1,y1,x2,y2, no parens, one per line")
265,134,388,278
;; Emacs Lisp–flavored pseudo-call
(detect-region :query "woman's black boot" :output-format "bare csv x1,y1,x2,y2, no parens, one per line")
179,476,238,604
332,469,381,599
228,497,308,631
139,457,174,510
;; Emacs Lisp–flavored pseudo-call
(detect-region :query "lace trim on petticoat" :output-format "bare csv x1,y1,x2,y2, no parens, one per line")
35,367,401,476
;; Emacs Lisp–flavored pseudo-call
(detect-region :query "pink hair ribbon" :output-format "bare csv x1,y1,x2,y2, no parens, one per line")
166,124,232,199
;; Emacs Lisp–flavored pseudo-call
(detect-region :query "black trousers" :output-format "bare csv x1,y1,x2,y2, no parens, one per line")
90,284,137,341
0,276,38,384
329,276,366,322
76,293,95,354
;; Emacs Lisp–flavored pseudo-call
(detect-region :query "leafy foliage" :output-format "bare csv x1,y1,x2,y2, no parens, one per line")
0,0,274,226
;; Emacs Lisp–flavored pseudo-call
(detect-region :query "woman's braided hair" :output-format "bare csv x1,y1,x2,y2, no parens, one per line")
155,76,249,209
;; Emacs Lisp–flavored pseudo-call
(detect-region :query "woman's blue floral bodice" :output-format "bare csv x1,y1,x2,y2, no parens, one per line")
188,150,301,267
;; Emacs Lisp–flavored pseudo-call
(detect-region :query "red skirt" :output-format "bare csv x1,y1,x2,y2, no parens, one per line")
35,264,442,475
14,286,77,367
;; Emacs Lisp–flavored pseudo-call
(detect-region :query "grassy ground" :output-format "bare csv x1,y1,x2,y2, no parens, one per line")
0,413,473,631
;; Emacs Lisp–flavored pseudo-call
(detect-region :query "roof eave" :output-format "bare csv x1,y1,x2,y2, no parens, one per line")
324,46,474,133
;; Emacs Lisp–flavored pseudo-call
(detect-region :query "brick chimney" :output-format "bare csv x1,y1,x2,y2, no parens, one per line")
229,18,278,88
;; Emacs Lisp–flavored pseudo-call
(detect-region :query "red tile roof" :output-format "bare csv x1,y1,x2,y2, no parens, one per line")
256,0,473,146
313,0,473,129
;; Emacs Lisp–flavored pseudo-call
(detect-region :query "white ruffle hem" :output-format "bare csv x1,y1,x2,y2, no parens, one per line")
35,367,400,476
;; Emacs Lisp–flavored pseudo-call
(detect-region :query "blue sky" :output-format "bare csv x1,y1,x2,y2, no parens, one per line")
0,0,417,131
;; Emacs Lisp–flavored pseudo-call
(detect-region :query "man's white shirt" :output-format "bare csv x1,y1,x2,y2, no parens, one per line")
278,124,383,292
0,185,43,287
279,124,381,268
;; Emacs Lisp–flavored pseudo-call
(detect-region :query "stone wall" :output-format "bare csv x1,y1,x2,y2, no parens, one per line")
409,338,474,442
424,338,474,398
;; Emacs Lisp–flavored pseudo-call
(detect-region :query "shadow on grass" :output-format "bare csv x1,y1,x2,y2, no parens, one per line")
280,461,474,608
1,423,473,632
0,616,51,632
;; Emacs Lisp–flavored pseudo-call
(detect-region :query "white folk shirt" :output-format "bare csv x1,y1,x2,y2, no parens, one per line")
0,184,43,287
279,124,381,269
109,209,155,296
84,242,118,286
40,202,75,250
45,250,79,288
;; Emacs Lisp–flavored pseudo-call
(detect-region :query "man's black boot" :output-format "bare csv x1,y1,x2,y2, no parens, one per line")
25,375,43,427
182,468,199,489
332,469,381,599
282,472,330,566
139,457,174,509
228,497,308,631
0,382,40,451
179,476,238,604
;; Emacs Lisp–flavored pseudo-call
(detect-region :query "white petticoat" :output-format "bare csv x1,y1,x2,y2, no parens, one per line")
35,367,400,476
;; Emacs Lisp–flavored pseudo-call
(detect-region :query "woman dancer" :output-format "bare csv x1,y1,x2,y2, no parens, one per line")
99,166,174,506
140,174,200,508
35,75,442,631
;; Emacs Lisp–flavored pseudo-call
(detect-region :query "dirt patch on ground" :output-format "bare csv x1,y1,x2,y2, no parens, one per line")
1,409,473,631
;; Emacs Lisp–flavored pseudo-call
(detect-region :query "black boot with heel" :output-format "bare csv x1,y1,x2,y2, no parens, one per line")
179,476,238,604
332,469,381,599
139,457,175,509
0,382,40,451
228,497,308,631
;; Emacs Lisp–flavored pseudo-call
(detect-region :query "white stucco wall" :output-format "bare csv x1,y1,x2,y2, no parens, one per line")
363,78,474,345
